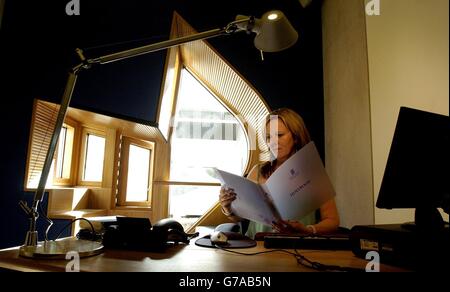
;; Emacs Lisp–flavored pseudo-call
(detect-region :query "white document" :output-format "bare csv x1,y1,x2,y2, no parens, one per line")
214,142,336,226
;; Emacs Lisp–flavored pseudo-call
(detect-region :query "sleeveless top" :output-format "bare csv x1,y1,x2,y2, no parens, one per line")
244,163,318,239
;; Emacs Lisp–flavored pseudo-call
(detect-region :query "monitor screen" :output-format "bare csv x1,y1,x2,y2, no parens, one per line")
376,107,449,213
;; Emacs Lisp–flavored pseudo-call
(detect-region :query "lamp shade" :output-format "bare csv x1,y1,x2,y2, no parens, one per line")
254,10,298,52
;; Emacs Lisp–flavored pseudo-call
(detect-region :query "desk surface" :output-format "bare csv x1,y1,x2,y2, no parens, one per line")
0,239,407,272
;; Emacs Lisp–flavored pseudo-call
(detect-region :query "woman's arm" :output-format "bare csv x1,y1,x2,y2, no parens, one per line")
218,164,260,223
313,199,340,234
219,187,242,223
273,199,340,234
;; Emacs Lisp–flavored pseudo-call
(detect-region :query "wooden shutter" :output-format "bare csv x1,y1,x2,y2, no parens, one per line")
25,100,60,189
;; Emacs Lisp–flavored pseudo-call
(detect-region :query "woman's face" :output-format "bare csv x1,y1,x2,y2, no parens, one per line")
266,118,295,162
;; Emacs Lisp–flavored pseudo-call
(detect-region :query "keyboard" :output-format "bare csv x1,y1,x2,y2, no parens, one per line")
263,234,352,250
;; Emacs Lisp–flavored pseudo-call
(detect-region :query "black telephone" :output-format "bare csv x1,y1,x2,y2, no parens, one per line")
102,217,198,252
152,218,199,244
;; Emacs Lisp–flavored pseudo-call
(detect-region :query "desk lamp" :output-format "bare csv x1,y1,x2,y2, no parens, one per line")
19,10,298,259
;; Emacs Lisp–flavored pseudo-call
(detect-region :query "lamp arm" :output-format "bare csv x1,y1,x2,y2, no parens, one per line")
90,27,228,65
32,69,80,208
226,17,254,33
86,17,254,66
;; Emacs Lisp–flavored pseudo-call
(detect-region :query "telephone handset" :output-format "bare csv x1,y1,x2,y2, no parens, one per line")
153,218,199,244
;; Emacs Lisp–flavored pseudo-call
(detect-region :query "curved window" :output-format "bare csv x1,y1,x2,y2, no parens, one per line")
169,69,249,227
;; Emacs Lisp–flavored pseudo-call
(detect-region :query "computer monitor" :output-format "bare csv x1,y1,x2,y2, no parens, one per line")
376,107,449,231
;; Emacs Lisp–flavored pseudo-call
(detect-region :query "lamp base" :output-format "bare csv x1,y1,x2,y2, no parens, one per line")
19,238,104,259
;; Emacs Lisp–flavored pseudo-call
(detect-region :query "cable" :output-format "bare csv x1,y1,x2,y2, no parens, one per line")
39,203,54,241
187,232,200,240
215,245,318,271
36,193,54,242
54,218,96,241
215,245,365,272
215,245,298,257
293,249,364,272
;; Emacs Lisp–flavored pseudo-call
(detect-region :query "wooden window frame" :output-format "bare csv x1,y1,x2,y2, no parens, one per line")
117,136,155,207
24,100,83,191
52,117,80,186
77,127,107,187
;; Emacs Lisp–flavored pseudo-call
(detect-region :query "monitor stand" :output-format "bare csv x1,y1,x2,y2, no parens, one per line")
401,206,446,233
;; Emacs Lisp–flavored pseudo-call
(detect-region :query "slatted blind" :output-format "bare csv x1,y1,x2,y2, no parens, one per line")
25,100,60,189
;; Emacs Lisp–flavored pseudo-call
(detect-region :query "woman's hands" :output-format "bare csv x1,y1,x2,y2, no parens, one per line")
219,187,236,216
272,220,312,234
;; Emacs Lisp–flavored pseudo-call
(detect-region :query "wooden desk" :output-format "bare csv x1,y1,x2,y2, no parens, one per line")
0,239,407,272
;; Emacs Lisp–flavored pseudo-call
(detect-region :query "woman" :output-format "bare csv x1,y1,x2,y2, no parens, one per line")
219,108,339,238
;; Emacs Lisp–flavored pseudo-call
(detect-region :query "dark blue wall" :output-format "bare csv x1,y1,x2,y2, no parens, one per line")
0,0,324,248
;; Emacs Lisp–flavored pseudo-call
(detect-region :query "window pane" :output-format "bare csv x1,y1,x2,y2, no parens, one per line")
126,144,151,202
54,124,74,181
169,185,221,230
170,69,248,183
83,134,105,181
168,69,249,230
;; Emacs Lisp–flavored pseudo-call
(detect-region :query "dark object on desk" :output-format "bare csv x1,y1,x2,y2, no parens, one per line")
76,216,120,241
103,217,165,252
153,218,198,244
254,227,351,241
117,216,151,231
195,231,256,249
350,224,450,271
263,233,351,250
77,228,103,241
102,217,195,252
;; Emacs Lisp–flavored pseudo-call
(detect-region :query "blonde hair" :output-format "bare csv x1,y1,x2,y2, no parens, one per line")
261,108,311,178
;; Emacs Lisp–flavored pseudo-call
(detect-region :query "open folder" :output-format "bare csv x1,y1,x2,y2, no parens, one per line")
214,142,336,226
